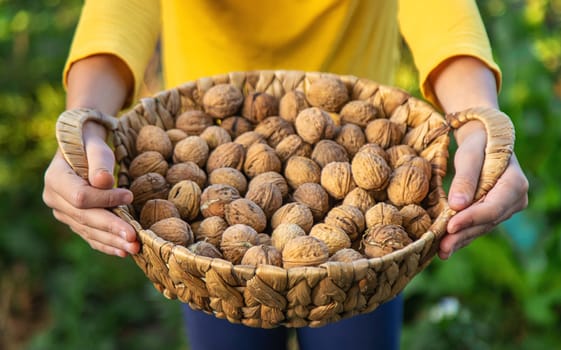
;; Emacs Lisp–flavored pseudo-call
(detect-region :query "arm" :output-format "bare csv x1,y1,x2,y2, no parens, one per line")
42,54,140,257
429,56,529,259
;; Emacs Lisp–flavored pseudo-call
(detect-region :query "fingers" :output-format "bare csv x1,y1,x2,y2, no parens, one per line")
83,121,116,189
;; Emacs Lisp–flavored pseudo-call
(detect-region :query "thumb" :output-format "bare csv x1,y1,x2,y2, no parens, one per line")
83,121,115,189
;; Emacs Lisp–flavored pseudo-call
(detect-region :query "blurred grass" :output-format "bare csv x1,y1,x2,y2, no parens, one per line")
0,0,560,349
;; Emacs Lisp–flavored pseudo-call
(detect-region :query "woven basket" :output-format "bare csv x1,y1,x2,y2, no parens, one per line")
55,70,514,328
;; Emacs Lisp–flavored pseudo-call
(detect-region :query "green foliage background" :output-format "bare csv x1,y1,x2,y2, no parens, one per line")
0,0,559,349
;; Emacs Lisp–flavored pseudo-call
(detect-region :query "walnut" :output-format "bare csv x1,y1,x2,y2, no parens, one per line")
200,125,232,149
364,118,406,149
294,107,337,144
248,171,289,199
208,167,248,195
282,235,330,268
270,202,314,233
320,162,356,200
257,233,272,246
166,161,206,188
203,84,244,118
254,116,295,148
279,90,309,123
200,184,241,218
139,199,180,229
245,182,283,219
310,139,349,168
241,245,282,267
188,241,223,258
168,180,202,221
342,187,376,214
309,223,351,255
339,100,378,127
324,204,365,242
351,152,391,191
224,198,267,233
306,76,349,112
233,131,266,150
136,125,173,159
166,128,187,146
270,223,306,252
242,91,279,124
194,216,228,246
284,156,321,189
362,224,412,258
173,136,209,167
130,172,170,209
275,134,312,162
292,182,330,221
219,224,259,264
356,144,389,162
386,164,429,206
206,142,245,174
328,248,365,262
220,116,254,138
386,144,417,169
175,110,213,135
365,202,402,228
335,123,366,157
128,151,168,179
394,154,432,179
399,204,432,240
243,143,281,178
150,217,193,246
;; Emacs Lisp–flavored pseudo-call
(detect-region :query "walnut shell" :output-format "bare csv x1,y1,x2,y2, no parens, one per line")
206,142,245,174
356,144,389,162
328,248,365,262
136,125,173,159
270,223,306,252
243,143,282,178
150,217,193,246
306,77,349,112
128,151,168,179
200,184,241,218
270,202,314,233
364,119,406,149
310,139,349,168
342,187,376,214
335,123,366,157
208,167,248,195
275,134,312,162
394,155,432,179
362,224,412,258
233,131,266,150
220,224,259,264
245,182,283,219
351,152,391,191
364,202,403,228
203,84,244,118
247,171,289,198
294,107,337,144
242,92,279,124
241,245,282,267
257,233,272,246
309,223,351,255
324,204,365,242
386,144,417,169
279,90,309,123
320,162,356,200
200,125,232,149
166,128,188,146
168,180,202,221
130,172,170,209
139,199,180,229
282,235,330,268
339,100,378,127
220,116,255,138
175,110,213,135
292,182,330,222
173,136,209,167
399,204,432,240
284,156,321,189
188,241,223,258
254,116,295,148
194,216,228,246
165,161,207,188
386,164,429,206
224,198,267,233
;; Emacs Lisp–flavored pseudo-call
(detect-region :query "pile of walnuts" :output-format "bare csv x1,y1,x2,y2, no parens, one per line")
127,76,435,268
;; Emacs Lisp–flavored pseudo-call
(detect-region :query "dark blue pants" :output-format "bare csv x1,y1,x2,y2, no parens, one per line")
182,294,403,350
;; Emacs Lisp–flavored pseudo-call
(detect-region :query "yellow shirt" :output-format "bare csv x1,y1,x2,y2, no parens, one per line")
64,0,500,107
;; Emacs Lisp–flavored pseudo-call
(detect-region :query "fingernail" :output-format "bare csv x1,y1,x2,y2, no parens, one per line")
122,191,133,204
119,230,128,240
449,193,468,208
